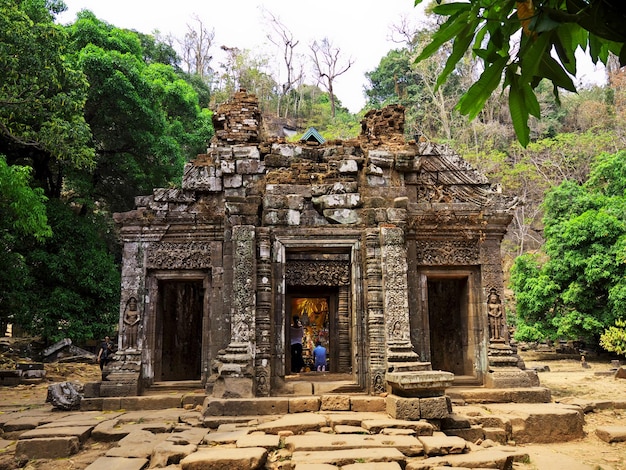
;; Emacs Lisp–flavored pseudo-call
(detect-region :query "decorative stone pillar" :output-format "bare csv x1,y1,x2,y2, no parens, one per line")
255,228,271,396
365,229,386,394
380,226,454,420
207,225,256,397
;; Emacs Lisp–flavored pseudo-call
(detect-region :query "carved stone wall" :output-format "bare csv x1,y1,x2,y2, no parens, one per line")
113,91,516,396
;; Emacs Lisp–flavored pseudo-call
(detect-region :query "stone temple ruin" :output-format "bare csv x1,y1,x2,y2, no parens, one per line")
110,90,534,415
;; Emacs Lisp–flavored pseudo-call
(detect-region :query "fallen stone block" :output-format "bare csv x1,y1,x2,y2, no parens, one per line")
418,435,467,456
15,436,80,460
595,425,626,443
105,430,168,458
149,440,198,467
290,448,406,467
85,456,149,470
481,403,584,443
180,447,267,470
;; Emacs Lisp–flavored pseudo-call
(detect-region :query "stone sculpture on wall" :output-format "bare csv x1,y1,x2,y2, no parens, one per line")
487,288,504,341
123,297,140,350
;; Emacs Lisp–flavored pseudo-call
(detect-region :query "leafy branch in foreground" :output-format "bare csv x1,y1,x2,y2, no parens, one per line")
413,0,626,146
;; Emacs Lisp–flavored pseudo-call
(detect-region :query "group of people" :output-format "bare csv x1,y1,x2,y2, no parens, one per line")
290,316,327,373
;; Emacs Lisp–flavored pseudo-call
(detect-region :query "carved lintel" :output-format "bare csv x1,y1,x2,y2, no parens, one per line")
146,242,211,269
286,260,350,287
415,239,479,265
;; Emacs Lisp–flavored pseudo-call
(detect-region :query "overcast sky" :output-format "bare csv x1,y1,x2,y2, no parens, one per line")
57,0,429,112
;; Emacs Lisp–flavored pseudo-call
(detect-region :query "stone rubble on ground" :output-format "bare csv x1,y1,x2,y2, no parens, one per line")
2,393,624,469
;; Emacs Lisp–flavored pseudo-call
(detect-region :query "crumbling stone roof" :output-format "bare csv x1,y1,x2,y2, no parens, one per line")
212,89,263,144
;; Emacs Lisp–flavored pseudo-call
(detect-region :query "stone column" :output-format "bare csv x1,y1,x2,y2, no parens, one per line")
365,229,386,394
255,227,271,396
208,225,256,397
380,226,454,421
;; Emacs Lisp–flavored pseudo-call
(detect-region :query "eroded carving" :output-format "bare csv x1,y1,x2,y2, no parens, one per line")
146,242,211,269
286,261,350,286
416,239,479,265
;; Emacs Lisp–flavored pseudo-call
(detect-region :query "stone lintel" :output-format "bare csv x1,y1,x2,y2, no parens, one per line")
386,370,454,398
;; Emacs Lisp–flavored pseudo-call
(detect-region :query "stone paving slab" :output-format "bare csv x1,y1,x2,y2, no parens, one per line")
334,424,368,434
203,428,250,444
15,436,80,460
85,456,149,470
150,440,198,467
290,447,406,466
19,424,93,443
406,448,528,469
343,463,402,470
91,418,175,442
38,411,122,428
180,446,267,470
105,430,169,458
417,435,467,455
255,413,327,434
285,431,424,456
0,438,14,450
203,414,280,429
168,426,208,445
322,411,389,427
595,425,626,443
1,413,59,432
236,431,281,448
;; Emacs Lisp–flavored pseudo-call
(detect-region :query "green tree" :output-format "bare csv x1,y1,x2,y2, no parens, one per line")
0,0,94,197
0,156,51,335
13,200,120,343
511,150,626,342
65,11,213,211
413,0,626,146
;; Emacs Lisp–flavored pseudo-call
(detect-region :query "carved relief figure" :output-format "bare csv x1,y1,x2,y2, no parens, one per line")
123,297,140,349
487,288,504,341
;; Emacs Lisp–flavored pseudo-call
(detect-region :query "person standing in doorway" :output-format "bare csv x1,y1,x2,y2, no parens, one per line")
290,316,304,373
313,341,327,372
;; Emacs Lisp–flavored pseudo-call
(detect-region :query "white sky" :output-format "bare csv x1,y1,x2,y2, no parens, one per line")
57,0,429,113
56,1,606,113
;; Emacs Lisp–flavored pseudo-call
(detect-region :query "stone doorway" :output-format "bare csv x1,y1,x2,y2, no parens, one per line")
287,290,338,373
155,280,203,381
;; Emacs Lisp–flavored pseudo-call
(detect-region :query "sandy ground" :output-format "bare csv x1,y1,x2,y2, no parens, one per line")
0,355,624,469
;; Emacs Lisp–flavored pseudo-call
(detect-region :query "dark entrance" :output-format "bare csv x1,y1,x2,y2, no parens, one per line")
286,289,340,373
427,277,470,376
156,280,203,381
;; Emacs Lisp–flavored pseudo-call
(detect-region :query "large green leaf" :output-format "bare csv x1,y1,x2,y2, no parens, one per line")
508,74,530,146
457,56,507,119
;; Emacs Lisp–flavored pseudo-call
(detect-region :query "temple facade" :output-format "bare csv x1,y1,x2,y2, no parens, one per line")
109,90,526,398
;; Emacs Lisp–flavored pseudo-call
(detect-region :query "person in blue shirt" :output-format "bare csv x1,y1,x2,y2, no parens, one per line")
313,341,327,372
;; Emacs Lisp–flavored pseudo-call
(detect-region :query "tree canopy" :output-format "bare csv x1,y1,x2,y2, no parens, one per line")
511,150,626,342
413,0,626,146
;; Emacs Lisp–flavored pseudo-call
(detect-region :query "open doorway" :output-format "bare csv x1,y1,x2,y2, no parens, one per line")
286,288,351,374
156,280,203,381
427,277,471,376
